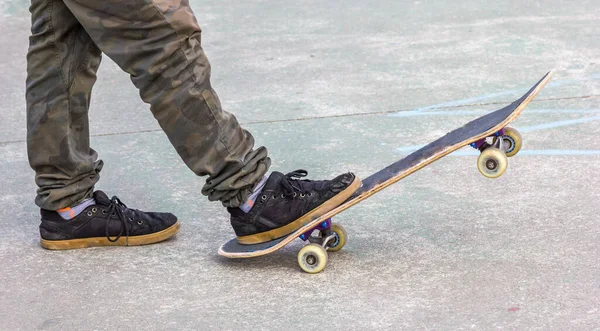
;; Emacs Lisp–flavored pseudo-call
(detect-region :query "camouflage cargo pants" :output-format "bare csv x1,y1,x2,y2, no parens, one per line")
26,0,270,210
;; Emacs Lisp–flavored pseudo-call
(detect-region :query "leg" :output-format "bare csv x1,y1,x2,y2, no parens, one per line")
26,0,103,210
28,0,181,250
57,0,360,246
61,0,270,207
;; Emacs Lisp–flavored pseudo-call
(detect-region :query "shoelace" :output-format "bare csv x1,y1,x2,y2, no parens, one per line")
105,196,132,243
281,169,313,197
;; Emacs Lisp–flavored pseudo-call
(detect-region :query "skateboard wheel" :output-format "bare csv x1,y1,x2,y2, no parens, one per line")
477,147,508,178
500,127,522,157
298,244,328,274
327,223,347,252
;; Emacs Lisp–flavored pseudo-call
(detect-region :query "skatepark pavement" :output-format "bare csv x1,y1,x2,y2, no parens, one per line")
1,1,598,329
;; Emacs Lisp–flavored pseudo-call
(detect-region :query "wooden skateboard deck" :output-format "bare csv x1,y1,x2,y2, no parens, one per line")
219,72,553,272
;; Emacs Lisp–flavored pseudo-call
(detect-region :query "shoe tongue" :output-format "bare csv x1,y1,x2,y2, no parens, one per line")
93,191,111,206
264,172,285,191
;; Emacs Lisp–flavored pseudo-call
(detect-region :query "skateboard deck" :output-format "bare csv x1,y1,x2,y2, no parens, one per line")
219,72,553,272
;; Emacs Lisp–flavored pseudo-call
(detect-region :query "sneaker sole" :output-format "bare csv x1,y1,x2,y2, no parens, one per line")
40,220,181,250
236,176,362,245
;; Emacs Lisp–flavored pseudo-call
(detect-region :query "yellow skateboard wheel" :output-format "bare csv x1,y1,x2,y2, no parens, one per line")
327,223,347,252
298,243,328,274
477,147,508,178
500,127,523,157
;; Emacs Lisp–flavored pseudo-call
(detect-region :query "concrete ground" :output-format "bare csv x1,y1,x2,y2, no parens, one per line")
1,0,599,329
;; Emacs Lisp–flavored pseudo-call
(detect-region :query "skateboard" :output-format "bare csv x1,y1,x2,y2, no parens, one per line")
219,72,553,273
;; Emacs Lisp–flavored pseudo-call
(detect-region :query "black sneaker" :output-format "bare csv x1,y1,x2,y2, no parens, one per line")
228,170,361,244
39,191,180,250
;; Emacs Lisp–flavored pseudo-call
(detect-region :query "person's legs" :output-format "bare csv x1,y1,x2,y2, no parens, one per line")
61,0,270,208
26,0,103,210
58,0,360,245
27,0,179,249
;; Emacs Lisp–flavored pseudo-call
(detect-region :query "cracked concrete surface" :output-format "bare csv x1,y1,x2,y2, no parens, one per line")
1,0,599,330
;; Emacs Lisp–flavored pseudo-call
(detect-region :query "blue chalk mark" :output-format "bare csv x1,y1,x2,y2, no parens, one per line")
590,72,600,80
451,149,600,156
400,89,524,114
396,144,426,153
527,109,600,114
390,110,485,117
396,115,600,154
545,79,571,88
390,108,600,118
398,148,600,156
520,150,600,156
519,116,600,133
389,73,598,117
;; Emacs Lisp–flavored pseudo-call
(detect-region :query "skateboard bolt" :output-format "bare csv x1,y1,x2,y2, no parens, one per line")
486,159,497,170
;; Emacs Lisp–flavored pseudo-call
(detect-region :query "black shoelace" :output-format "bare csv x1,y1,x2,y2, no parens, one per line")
105,196,132,243
281,170,314,197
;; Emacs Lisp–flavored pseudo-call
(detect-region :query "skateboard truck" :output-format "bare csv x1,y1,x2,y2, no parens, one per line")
299,219,330,241
299,219,339,249
470,128,505,151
